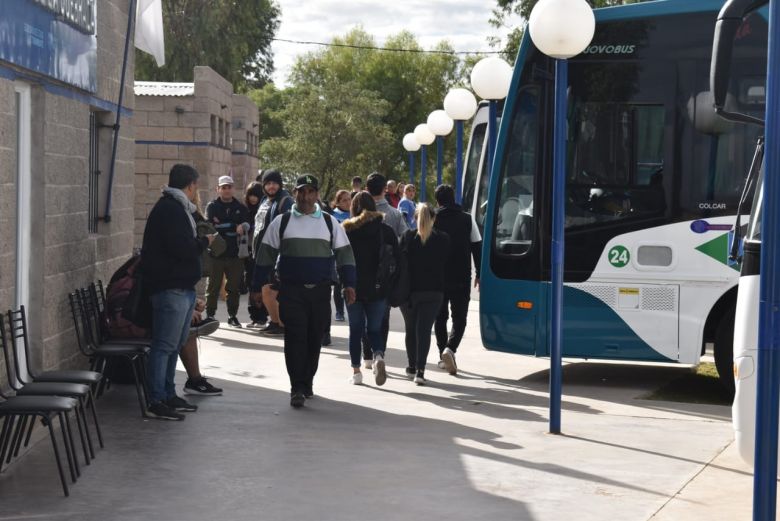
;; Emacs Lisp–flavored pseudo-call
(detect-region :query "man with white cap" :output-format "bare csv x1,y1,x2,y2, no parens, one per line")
205,175,250,327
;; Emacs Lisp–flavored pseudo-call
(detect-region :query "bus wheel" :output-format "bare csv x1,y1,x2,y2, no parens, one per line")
714,314,736,396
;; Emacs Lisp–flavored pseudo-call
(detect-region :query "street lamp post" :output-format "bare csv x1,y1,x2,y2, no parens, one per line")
403,133,421,184
528,0,595,435
444,88,478,204
470,56,513,176
427,110,454,186
414,123,436,202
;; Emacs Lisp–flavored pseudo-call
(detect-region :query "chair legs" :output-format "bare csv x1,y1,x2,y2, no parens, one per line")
45,415,69,497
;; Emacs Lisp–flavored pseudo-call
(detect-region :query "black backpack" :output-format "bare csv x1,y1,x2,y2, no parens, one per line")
386,230,411,307
374,225,399,299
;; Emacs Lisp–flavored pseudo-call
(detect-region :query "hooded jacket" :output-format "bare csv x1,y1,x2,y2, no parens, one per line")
342,211,399,302
253,188,294,252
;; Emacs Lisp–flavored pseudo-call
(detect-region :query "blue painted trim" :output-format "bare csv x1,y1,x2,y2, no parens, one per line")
0,62,132,117
135,140,211,147
596,0,727,20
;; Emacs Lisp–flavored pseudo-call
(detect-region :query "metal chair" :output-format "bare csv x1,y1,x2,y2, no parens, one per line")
0,313,94,469
6,307,104,450
0,393,80,496
68,291,150,417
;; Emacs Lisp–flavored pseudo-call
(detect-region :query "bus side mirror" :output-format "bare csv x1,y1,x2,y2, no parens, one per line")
710,18,740,111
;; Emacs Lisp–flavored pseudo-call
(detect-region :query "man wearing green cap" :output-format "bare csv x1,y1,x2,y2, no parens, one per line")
252,174,357,408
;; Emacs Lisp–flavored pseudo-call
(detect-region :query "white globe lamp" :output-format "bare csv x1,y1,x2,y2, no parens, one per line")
427,110,454,186
413,124,436,202
529,0,595,59
402,132,420,185
427,110,454,136
413,123,436,146
470,56,513,101
443,88,478,121
402,132,420,152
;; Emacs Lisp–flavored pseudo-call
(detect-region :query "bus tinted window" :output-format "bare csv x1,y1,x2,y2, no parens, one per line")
462,122,486,214
493,87,539,256
566,100,667,229
474,149,491,232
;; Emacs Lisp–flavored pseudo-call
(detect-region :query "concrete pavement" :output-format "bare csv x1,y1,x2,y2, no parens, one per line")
0,296,773,520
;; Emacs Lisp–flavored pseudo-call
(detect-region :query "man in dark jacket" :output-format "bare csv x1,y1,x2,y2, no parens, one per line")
205,175,250,328
433,184,482,376
251,169,294,336
141,164,215,420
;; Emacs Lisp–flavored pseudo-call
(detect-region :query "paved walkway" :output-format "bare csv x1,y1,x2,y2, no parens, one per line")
0,297,773,520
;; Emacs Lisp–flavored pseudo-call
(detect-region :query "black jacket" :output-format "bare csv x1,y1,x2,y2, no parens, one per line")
205,197,250,258
401,228,451,293
343,211,398,302
434,205,482,288
141,194,208,295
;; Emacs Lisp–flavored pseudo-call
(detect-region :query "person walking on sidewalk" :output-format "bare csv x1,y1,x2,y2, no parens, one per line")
433,184,482,376
205,175,250,328
361,173,407,368
342,192,398,386
252,175,357,408
330,189,352,322
251,169,294,336
244,182,266,327
400,203,450,385
398,184,417,230
141,164,216,420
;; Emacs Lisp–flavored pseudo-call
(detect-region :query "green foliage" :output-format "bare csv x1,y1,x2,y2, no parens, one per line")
255,28,466,199
135,0,280,92
259,83,395,199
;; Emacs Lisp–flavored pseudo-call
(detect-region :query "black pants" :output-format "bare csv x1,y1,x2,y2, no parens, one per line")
278,284,331,394
245,257,267,323
434,286,471,354
362,306,390,360
400,291,444,373
333,281,344,316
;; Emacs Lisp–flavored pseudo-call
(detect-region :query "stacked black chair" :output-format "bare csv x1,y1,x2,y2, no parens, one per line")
0,315,83,496
6,307,104,450
68,291,149,417
0,314,94,469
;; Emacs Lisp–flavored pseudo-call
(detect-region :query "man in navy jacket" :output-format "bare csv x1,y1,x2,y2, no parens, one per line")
142,164,215,420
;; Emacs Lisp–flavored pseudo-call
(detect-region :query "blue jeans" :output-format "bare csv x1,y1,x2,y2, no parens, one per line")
346,298,387,368
148,288,196,404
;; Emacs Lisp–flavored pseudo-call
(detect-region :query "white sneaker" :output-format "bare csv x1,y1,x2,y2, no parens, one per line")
364,359,373,370
373,354,387,386
437,360,446,370
349,372,363,385
442,348,457,375
413,372,426,386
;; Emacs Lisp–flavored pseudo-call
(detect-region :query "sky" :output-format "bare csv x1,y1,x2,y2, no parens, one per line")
270,0,522,86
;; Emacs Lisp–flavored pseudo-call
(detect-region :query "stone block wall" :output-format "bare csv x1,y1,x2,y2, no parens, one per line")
0,0,136,381
231,94,261,190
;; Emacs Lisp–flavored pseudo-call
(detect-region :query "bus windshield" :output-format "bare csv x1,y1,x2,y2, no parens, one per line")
462,122,486,214
492,11,766,270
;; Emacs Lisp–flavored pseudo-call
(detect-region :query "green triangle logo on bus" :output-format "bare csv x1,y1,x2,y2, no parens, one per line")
695,233,739,271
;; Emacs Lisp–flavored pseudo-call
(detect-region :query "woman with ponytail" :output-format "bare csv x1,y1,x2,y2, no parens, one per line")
399,202,450,385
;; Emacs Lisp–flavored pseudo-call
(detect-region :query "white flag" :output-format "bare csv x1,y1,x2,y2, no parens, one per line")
135,0,165,67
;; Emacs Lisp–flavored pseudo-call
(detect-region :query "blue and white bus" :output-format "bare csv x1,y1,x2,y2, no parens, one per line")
480,0,767,390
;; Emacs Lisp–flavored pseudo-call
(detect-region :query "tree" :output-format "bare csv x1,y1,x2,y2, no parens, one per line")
284,28,463,181
490,0,646,60
135,0,280,91
259,83,395,200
